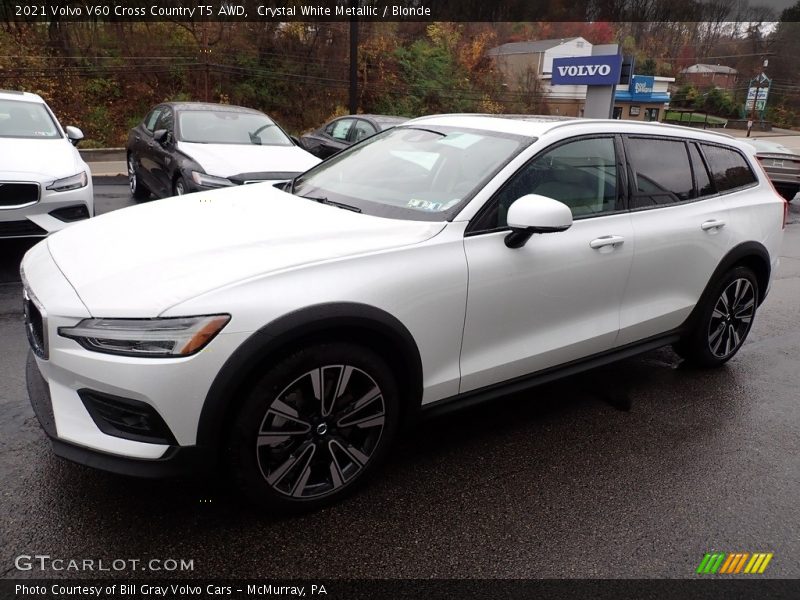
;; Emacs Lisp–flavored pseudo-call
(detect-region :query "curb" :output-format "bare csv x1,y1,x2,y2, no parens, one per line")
79,148,126,163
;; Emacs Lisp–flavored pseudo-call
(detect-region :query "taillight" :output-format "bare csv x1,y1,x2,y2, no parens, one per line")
753,158,788,229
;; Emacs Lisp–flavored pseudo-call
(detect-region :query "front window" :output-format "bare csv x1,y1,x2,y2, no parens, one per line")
0,100,61,139
292,125,533,221
177,110,292,146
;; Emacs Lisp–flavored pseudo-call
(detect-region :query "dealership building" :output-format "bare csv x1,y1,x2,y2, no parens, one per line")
487,36,674,121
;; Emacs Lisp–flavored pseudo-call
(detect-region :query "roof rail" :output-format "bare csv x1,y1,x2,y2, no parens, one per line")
540,118,735,139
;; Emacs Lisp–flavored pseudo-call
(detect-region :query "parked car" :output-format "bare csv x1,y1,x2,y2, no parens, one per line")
747,138,800,201
23,116,785,511
126,102,320,199
0,90,92,238
300,114,408,159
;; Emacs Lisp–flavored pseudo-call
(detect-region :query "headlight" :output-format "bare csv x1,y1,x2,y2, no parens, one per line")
190,171,234,188
47,171,88,192
58,315,230,358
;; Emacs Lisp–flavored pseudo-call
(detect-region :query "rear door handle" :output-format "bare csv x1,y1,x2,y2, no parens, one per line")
589,235,625,250
701,219,726,231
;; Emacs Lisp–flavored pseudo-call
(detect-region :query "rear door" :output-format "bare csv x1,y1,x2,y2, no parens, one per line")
616,135,733,345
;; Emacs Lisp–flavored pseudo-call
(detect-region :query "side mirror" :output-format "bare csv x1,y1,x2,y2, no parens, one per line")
505,194,573,249
153,129,171,145
291,135,302,147
65,126,84,146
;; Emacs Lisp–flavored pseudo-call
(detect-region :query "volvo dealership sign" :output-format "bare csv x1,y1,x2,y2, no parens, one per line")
552,54,622,86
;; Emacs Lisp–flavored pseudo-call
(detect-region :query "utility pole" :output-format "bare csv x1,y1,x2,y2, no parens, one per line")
349,16,359,114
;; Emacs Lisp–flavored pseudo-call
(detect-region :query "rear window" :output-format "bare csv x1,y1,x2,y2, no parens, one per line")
700,144,757,192
626,137,694,207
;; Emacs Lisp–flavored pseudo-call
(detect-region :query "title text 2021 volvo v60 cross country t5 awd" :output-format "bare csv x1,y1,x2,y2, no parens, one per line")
23,116,785,510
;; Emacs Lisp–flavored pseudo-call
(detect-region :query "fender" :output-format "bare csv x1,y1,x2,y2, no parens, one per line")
681,241,771,331
195,302,423,453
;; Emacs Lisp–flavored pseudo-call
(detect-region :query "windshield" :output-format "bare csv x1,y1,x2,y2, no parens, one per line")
293,125,532,221
0,99,61,139
177,110,292,146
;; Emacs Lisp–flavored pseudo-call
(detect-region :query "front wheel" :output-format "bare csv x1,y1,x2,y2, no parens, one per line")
674,266,759,368
128,155,150,200
227,343,400,511
173,176,189,196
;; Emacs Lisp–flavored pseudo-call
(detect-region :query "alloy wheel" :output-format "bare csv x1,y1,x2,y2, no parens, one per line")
174,180,185,195
255,365,386,499
707,277,755,358
128,158,137,194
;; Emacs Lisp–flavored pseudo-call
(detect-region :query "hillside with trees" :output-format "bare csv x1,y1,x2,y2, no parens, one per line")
0,15,797,147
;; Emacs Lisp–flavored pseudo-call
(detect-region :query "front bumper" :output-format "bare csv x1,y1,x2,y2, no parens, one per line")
0,174,93,238
27,352,210,478
21,241,248,477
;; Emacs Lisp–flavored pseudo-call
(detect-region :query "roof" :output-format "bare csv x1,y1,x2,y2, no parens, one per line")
681,64,737,75
0,90,44,102
406,114,742,146
486,37,585,57
160,102,263,114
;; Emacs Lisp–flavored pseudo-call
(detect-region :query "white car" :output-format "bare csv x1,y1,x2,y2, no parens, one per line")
126,102,320,199
23,115,785,510
0,90,92,238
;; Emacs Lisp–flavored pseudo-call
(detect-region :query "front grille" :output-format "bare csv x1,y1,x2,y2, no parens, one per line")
0,220,47,237
0,182,39,207
23,287,48,359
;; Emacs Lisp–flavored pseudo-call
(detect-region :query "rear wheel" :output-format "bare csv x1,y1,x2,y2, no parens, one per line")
227,342,399,511
674,266,759,368
128,155,150,200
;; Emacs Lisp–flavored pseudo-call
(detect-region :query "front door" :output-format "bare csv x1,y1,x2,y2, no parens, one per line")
460,135,635,393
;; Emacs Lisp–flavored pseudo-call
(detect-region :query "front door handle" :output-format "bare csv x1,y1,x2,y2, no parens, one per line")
701,219,726,231
589,235,625,250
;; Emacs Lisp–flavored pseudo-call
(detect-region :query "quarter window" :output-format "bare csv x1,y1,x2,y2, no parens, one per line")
700,143,757,192
626,137,693,207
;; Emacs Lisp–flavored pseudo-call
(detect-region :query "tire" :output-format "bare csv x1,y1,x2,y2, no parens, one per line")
227,342,400,511
128,155,150,200
674,266,759,368
173,176,189,196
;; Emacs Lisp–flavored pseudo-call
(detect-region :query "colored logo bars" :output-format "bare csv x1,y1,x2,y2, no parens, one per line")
696,552,773,574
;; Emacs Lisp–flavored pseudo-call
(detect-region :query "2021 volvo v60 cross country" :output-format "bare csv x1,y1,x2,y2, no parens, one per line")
22,116,786,510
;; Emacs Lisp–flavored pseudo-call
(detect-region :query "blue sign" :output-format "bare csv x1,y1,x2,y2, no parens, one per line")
551,54,622,86
629,75,655,99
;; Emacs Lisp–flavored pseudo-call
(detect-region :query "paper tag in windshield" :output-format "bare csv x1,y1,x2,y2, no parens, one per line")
407,199,444,211
437,132,482,149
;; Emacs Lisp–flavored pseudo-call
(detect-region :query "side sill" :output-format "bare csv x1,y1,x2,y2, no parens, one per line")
420,332,681,419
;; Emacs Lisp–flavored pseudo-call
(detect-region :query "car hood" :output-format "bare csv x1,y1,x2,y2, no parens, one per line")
0,138,82,180
177,142,320,178
46,184,445,317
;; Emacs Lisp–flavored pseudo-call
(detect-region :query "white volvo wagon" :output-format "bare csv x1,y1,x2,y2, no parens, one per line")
22,115,786,509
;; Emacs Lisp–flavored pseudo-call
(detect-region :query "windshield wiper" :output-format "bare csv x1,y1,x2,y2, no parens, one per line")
300,195,362,213
402,126,446,137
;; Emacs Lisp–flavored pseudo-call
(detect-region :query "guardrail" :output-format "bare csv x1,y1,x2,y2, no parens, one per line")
79,148,126,162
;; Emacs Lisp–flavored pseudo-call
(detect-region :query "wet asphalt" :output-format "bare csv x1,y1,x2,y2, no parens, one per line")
0,179,798,580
